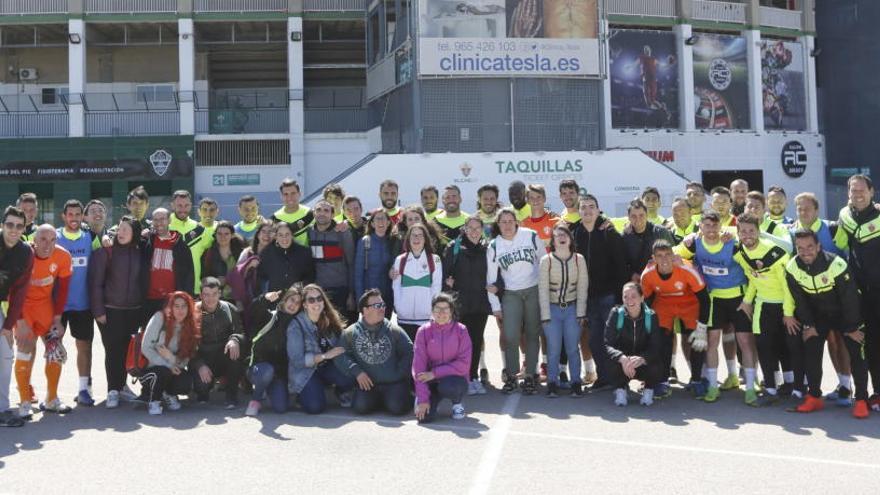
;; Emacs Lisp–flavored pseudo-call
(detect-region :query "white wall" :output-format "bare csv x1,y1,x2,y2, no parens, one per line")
303,127,382,196
606,130,828,215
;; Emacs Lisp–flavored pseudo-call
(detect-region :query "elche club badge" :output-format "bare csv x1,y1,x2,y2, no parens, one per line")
150,149,173,177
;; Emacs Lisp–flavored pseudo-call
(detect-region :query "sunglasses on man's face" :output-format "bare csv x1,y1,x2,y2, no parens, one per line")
4,222,24,230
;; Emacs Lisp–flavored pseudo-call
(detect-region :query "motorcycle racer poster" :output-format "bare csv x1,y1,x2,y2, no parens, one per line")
761,40,806,131
692,34,750,129
609,29,679,129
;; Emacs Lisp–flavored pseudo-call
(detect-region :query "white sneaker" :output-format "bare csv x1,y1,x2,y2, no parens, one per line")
18,402,32,419
474,379,487,395
120,385,138,402
640,388,654,406
148,401,163,415
451,403,465,420
106,390,120,409
245,400,261,416
614,388,628,407
163,394,182,411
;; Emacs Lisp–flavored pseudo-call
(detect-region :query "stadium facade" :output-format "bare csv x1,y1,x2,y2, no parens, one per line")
0,0,822,223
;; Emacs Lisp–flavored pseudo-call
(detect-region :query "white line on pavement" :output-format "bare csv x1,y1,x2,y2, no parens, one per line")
509,430,880,470
468,393,521,495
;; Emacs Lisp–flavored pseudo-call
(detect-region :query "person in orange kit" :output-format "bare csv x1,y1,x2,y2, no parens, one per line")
14,224,72,419
641,239,710,399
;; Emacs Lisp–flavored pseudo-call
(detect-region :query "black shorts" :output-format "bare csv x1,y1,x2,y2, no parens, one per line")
62,310,94,341
709,295,751,333
755,301,784,336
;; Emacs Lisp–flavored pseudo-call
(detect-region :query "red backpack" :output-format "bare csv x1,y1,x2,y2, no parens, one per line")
125,328,149,377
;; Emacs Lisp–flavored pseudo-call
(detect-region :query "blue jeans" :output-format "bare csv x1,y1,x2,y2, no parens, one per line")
587,294,616,384
422,376,468,423
298,364,356,414
545,304,582,385
247,363,289,413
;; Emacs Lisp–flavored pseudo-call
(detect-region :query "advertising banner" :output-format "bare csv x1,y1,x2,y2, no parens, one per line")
692,34,750,129
0,137,194,181
761,40,806,131
418,0,600,77
308,150,690,218
609,29,679,129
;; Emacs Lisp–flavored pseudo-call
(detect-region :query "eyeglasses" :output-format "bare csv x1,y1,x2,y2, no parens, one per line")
3,222,25,230
366,302,386,310
432,306,452,314
305,296,323,304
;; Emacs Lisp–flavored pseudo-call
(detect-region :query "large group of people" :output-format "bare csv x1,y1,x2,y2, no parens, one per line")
0,173,877,429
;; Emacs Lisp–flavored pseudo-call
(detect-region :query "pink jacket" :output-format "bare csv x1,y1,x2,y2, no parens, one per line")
412,321,472,405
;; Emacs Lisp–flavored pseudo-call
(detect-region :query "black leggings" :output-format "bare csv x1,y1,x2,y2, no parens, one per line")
755,303,804,392
679,328,706,383
399,324,421,343
605,356,663,389
99,307,142,393
804,327,869,400
139,366,194,403
860,289,880,396
460,313,489,380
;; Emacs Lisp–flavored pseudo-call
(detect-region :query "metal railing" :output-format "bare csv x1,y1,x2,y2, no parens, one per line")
692,0,747,24
84,0,177,13
606,0,676,17
86,111,180,136
193,0,287,12
195,139,290,166
0,113,68,138
0,0,67,15
303,0,364,11
195,108,289,134
305,108,373,133
759,6,802,30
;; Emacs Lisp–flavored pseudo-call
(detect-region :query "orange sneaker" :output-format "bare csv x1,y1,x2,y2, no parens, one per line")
853,400,869,419
795,395,825,413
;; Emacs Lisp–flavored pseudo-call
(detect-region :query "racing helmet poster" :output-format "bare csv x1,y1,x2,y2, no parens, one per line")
692,34,750,130
761,40,806,131
417,0,600,77
609,29,679,129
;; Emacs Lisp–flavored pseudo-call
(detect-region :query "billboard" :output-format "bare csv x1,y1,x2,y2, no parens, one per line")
305,150,690,218
609,29,679,129
692,34,750,129
762,40,806,131
418,0,600,77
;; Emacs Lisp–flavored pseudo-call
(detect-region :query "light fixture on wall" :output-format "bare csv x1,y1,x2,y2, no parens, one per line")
685,36,697,46
810,48,822,57
68,33,82,44
290,31,302,42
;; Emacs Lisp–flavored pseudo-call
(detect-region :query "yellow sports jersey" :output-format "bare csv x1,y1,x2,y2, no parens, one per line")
515,204,531,222
170,215,214,293
561,210,580,224
734,238,795,317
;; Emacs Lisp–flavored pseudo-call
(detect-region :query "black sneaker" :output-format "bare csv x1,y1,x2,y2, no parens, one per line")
196,391,210,404
777,382,794,397
570,383,584,397
558,371,570,389
669,367,679,384
546,382,559,398
522,375,537,395
501,377,518,394
590,379,610,392
501,368,511,385
480,368,490,386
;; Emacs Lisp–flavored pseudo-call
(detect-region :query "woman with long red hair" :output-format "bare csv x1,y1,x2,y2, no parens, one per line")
138,292,201,415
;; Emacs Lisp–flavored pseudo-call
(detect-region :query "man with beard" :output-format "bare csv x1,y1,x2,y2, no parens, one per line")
271,178,314,246
767,185,794,226
379,180,403,225
16,193,38,242
234,195,263,242
309,200,356,321
710,186,737,229
558,180,581,224
434,185,469,247
666,197,699,245
837,174,880,410
685,182,706,219
343,196,368,244
421,186,444,221
508,181,531,222
170,190,214,294
730,179,749,216
83,200,107,251
56,200,99,406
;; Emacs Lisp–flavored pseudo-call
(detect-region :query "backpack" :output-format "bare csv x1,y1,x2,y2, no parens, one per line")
615,304,654,334
126,325,158,378
398,251,436,277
